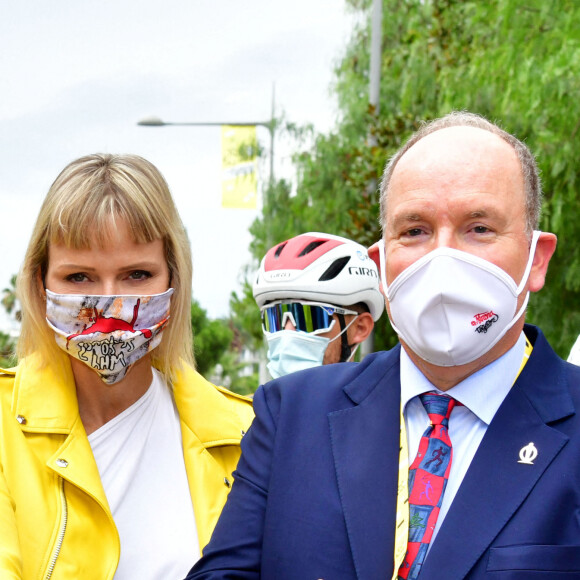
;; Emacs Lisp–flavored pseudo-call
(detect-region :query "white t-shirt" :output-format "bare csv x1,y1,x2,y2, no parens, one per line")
89,369,200,579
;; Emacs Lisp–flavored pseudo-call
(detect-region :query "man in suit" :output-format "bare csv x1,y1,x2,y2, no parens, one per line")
186,112,580,579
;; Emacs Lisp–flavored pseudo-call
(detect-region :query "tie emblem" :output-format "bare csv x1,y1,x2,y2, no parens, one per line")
398,393,458,580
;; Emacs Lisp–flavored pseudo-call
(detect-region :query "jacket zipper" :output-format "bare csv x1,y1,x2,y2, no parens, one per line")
45,478,68,580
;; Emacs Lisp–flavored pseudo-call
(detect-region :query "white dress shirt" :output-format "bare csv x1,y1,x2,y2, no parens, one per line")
401,331,527,545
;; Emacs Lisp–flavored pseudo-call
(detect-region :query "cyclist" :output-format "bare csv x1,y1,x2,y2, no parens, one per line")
253,232,384,378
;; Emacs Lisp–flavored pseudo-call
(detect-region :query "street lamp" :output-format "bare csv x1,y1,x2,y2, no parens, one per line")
137,104,278,384
137,113,276,186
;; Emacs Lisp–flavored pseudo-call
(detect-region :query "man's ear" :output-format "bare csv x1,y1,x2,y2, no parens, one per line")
528,232,557,292
349,312,375,345
367,241,385,294
368,241,381,275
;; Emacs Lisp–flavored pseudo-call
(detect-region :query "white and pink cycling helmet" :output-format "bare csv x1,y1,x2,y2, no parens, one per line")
253,232,384,321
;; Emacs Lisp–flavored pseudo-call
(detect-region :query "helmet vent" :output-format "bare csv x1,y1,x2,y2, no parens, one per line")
298,240,326,257
319,256,350,281
274,242,288,258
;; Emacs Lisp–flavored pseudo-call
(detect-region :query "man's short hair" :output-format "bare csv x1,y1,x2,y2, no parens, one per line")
349,302,370,315
379,111,542,234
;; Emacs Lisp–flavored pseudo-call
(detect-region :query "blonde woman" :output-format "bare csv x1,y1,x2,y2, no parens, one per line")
0,154,253,579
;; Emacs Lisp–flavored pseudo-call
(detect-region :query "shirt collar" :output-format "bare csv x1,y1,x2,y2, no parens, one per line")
400,332,527,425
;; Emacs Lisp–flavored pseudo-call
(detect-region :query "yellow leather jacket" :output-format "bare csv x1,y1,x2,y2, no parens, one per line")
0,352,254,579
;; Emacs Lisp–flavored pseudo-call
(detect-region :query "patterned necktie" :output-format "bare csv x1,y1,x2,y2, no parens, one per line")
398,393,458,580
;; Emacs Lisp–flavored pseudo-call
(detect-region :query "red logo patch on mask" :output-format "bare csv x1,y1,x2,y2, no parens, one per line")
471,311,499,334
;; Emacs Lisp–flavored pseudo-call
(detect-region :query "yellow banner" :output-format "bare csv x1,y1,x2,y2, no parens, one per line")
221,125,258,209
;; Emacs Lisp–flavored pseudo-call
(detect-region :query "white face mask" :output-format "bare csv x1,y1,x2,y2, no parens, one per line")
265,317,359,379
378,231,541,367
46,289,173,384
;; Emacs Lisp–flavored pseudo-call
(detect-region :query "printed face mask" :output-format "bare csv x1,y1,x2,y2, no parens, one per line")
46,289,173,384
378,232,541,367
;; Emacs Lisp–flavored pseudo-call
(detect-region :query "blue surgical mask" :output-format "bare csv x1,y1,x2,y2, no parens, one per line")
266,330,330,379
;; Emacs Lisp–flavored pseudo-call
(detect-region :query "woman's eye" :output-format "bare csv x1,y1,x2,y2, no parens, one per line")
128,270,152,281
66,273,89,283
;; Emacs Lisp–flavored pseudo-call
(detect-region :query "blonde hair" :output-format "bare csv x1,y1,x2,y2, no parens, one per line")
17,153,194,383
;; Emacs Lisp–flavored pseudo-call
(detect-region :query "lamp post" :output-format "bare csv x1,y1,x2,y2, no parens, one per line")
137,99,278,382
369,0,382,119
360,0,383,360
137,109,276,186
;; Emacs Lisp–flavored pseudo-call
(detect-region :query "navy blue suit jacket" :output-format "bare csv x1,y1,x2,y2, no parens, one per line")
188,325,580,579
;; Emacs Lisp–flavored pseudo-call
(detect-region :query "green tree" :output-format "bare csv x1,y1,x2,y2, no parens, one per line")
227,277,265,394
245,0,580,356
191,299,233,378
210,348,259,397
191,298,259,395
229,278,263,351
1,274,21,322
0,331,16,368
1,274,19,367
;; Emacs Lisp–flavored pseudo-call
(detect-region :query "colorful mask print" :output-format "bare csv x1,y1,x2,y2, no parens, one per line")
46,289,173,384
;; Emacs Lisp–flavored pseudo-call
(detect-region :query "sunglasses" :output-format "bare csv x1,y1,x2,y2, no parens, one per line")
261,301,357,335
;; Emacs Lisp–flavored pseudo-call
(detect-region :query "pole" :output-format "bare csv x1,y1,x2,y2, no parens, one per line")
361,0,383,360
369,0,383,117
138,118,270,128
269,83,276,187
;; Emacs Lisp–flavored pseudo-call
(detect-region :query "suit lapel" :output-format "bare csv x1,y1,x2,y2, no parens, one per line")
329,349,401,580
422,328,573,578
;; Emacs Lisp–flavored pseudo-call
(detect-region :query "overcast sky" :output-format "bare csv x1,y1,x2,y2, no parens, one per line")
0,1,359,332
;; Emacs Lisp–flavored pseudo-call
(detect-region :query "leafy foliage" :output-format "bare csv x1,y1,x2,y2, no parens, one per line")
191,297,259,394
191,299,234,377
1,274,21,322
0,331,16,368
244,0,580,357
228,278,263,351
209,349,259,397
0,274,19,367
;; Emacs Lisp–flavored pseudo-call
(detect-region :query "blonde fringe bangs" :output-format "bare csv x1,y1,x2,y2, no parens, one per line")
46,167,166,250
17,153,195,384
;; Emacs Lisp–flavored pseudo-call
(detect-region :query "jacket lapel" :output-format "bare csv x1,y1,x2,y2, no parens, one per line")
47,415,112,512
13,352,112,509
422,327,574,578
328,349,402,579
